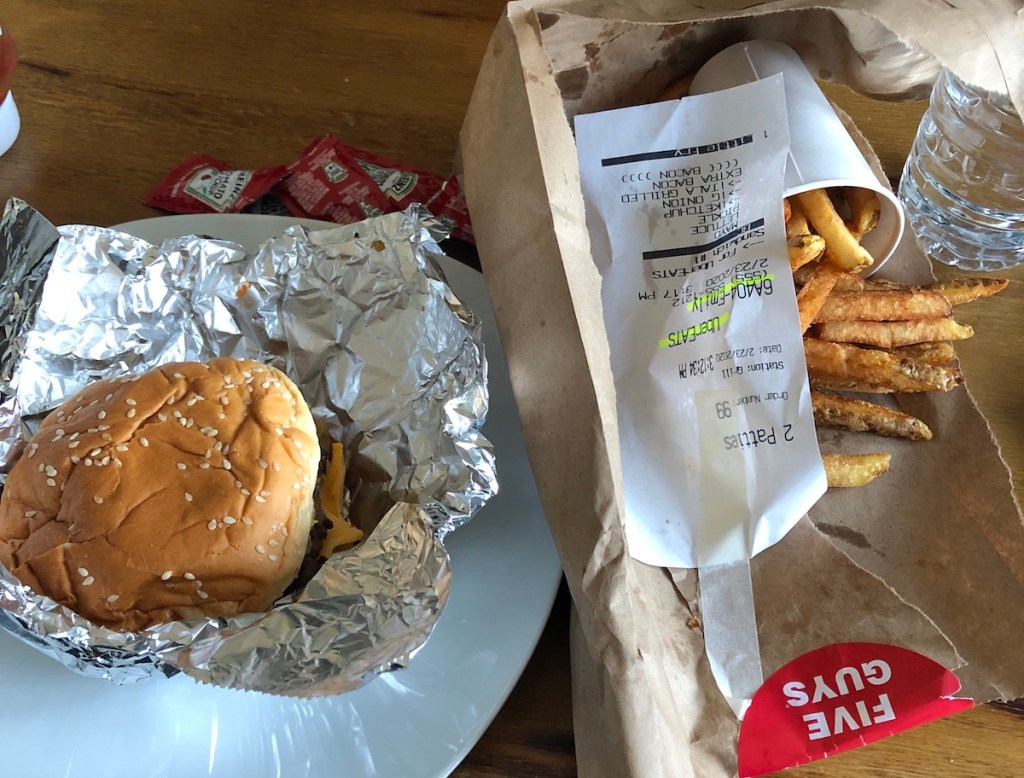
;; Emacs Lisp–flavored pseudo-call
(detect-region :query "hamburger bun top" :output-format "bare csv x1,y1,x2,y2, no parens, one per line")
0,358,320,632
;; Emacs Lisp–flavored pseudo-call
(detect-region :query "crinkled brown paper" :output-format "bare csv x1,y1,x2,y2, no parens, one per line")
459,1,1024,775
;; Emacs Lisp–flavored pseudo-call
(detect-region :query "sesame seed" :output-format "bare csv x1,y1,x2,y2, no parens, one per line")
197,590,209,600
46,478,56,487
257,458,268,469
127,409,136,418
89,448,101,457
254,495,267,504
219,396,229,406
242,516,253,525
184,492,193,502
217,413,226,420
186,418,194,428
223,516,236,525
274,427,283,435
222,444,230,455
106,594,119,604
184,572,195,580
272,462,281,472
115,444,128,452
101,433,112,442
179,418,187,427
70,456,81,464
167,396,176,405
140,437,149,447
68,440,80,449
45,466,57,477
268,539,279,547
78,567,89,577
173,372,184,379
160,571,172,580
199,462,210,469
113,458,123,467
37,463,44,473
105,393,114,402
93,496,103,504
83,576,95,586
294,440,303,450
293,482,301,490
255,544,265,554
240,488,250,496
84,459,93,466
261,380,271,389
98,424,110,431
177,463,186,470
193,580,203,588
207,519,217,530
27,447,37,458
69,432,80,440
98,410,107,419
23,510,36,518
157,413,168,422
258,489,271,497
125,398,137,406
213,441,223,452
164,582,174,589
268,554,279,562
100,457,110,466
222,460,232,471
186,398,198,407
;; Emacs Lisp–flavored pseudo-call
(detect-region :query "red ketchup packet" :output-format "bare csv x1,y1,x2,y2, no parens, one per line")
272,136,391,225
143,154,287,214
426,176,474,244
339,142,447,210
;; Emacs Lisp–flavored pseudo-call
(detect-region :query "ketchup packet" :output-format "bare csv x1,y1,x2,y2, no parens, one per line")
340,143,447,209
143,154,288,214
273,136,391,224
427,176,474,243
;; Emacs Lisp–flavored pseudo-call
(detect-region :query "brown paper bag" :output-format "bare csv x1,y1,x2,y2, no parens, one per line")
459,2,1024,775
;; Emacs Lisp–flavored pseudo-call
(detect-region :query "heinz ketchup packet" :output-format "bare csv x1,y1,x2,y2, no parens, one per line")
143,154,287,214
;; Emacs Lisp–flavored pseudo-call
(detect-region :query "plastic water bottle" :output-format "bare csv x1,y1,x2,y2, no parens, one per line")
898,69,1024,270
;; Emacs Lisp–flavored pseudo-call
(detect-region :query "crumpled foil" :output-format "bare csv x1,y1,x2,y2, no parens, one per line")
0,197,496,695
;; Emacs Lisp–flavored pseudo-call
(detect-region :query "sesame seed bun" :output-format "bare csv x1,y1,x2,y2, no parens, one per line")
0,358,320,632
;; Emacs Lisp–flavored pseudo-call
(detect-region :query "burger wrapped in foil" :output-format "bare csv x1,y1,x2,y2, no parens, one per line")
0,198,497,696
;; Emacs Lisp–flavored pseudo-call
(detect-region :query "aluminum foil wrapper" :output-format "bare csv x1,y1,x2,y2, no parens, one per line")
0,197,496,695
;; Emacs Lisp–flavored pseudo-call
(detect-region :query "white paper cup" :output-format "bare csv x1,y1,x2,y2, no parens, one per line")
690,40,904,273
0,91,19,157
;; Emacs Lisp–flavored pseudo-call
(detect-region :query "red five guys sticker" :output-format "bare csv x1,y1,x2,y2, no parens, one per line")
738,642,973,776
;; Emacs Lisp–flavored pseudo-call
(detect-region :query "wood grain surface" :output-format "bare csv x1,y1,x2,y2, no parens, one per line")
0,3,1020,776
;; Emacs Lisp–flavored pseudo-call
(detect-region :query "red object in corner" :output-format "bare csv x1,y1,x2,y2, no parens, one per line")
738,642,973,777
0,23,16,99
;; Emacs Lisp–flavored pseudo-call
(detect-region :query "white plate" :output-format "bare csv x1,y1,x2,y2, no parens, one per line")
0,214,562,778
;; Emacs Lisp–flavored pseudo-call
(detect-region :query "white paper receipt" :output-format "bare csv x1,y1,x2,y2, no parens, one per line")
575,75,826,571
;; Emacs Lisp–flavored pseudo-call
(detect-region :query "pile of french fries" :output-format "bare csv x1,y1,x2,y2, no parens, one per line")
786,187,1008,487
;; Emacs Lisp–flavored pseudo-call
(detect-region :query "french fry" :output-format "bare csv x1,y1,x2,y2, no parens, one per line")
844,187,881,235
796,259,845,332
657,73,695,101
787,197,810,238
811,391,932,441
789,234,826,272
783,198,792,224
823,453,891,487
883,341,958,365
928,277,1009,305
814,318,974,348
794,189,875,272
804,337,963,393
813,290,953,323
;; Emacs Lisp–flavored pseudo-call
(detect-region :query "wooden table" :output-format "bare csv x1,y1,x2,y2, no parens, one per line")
0,3,1020,776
